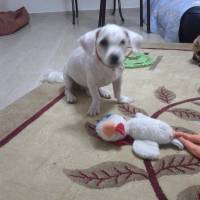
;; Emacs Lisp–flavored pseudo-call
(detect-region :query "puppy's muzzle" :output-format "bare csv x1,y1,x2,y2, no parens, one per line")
109,54,120,65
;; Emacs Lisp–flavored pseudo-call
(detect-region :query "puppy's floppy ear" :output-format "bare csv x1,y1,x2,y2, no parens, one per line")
124,29,143,53
78,28,101,55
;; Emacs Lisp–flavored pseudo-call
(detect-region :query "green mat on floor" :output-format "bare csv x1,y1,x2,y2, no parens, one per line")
123,53,154,68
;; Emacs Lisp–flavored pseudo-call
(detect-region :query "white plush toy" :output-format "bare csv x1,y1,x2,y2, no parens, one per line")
96,113,184,160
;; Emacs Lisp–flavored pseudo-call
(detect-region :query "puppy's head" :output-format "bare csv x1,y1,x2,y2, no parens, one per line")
79,24,143,68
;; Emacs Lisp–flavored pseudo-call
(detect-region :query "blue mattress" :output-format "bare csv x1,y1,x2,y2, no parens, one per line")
143,0,200,42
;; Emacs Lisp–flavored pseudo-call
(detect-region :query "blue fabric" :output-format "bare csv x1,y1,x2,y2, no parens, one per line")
143,0,200,42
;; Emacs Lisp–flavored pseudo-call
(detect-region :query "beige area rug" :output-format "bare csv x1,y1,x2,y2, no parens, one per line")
0,43,200,200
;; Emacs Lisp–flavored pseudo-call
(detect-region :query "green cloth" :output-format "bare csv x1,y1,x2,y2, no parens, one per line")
123,53,154,69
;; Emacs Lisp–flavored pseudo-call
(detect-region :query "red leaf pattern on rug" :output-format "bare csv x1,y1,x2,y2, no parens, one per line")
111,135,133,146
177,185,200,200
154,154,200,177
172,126,196,134
85,122,97,137
119,103,148,117
63,162,148,188
155,86,176,104
168,108,200,121
192,101,200,106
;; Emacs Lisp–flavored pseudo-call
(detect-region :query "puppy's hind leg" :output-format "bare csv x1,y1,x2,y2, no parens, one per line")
64,74,77,104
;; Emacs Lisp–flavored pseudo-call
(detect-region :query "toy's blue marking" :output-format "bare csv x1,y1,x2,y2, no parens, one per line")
96,113,113,125
104,113,112,119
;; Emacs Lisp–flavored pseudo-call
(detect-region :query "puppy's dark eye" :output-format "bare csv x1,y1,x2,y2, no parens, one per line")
120,40,125,45
100,39,108,47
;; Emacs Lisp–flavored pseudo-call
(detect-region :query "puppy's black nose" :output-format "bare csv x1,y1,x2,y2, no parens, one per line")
110,54,119,65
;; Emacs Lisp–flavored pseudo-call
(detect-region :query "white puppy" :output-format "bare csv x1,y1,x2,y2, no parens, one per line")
47,24,142,116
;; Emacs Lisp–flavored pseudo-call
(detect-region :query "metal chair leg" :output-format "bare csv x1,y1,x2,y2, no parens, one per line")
75,0,78,18
147,0,151,33
71,0,75,24
98,0,106,27
140,0,143,27
102,0,106,26
98,0,104,27
118,0,124,22
112,0,116,15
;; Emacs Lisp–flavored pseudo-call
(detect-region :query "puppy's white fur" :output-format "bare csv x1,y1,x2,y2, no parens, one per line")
47,24,142,116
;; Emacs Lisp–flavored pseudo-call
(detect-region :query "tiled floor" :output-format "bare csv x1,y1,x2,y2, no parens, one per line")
0,9,165,110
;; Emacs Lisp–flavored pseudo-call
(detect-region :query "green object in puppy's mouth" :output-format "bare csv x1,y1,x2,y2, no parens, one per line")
123,52,154,69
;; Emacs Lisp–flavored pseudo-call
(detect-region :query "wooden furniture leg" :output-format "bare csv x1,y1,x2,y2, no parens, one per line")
75,0,79,18
112,0,116,15
118,0,124,22
147,0,151,33
98,0,104,27
140,0,143,27
71,0,75,25
102,0,106,26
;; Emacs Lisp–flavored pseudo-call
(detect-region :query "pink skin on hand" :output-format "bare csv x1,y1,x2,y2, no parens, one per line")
174,131,200,159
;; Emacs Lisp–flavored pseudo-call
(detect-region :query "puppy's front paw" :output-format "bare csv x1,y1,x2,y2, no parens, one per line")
117,96,134,103
87,104,100,116
99,88,111,99
66,94,77,104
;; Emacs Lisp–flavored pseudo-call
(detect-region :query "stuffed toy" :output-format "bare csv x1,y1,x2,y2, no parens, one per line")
96,113,200,160
192,35,200,66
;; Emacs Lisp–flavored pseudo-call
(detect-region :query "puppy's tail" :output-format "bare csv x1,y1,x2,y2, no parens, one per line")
43,70,64,83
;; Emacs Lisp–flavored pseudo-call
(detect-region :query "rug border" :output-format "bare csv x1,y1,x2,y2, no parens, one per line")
141,42,192,51
0,91,65,148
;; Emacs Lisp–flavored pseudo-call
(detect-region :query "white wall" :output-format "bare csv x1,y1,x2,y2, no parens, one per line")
1,0,139,13
0,1,8,10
